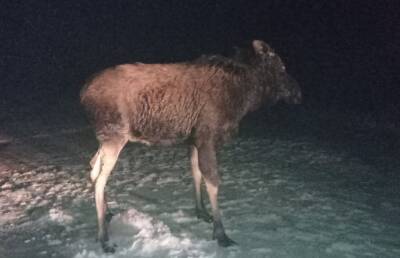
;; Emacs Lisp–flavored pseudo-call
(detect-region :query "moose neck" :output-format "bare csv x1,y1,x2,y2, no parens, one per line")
241,65,275,116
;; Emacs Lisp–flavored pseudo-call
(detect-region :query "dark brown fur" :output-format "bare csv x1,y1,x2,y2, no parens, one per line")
81,40,301,252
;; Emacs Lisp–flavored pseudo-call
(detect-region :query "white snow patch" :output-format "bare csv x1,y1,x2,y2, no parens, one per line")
325,241,362,257
121,209,209,257
74,208,213,258
170,210,196,224
0,133,13,144
137,173,158,187
47,239,63,246
156,176,180,185
48,208,74,224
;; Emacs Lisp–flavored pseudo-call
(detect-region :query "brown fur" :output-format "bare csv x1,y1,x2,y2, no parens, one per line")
82,62,252,145
81,40,301,251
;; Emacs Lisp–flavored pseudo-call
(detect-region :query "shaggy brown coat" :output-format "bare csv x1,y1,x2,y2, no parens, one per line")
80,40,301,252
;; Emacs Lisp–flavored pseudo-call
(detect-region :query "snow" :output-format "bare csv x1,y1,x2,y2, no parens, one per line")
0,109,399,258
48,208,74,225
73,208,212,258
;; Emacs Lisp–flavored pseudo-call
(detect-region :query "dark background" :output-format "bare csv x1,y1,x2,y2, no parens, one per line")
1,0,399,123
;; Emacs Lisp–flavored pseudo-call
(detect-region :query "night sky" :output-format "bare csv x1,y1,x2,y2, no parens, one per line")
1,0,399,118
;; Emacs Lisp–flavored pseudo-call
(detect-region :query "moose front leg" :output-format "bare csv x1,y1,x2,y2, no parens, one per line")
196,139,237,247
190,145,213,223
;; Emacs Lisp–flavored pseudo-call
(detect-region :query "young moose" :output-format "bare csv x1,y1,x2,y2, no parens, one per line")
81,40,302,252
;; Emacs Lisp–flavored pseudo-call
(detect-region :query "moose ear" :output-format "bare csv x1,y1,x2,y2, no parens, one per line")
252,40,273,56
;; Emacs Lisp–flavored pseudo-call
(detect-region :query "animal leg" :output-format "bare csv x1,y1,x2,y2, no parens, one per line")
196,139,237,247
90,151,114,224
90,149,101,183
94,138,126,253
90,150,99,169
190,145,213,223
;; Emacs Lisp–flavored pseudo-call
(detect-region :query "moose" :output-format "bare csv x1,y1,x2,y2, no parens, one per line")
80,40,302,252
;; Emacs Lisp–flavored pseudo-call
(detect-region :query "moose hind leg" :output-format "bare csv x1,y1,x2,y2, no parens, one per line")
190,146,212,223
196,140,237,247
90,150,100,169
89,150,114,223
90,149,101,183
94,138,126,253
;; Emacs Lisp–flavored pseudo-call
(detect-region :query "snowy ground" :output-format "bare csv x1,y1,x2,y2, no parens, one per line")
0,107,399,258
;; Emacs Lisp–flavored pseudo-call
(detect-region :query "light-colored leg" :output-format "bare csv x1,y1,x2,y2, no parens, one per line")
90,150,101,183
89,149,113,226
90,150,99,169
94,139,126,253
204,180,221,222
190,146,212,222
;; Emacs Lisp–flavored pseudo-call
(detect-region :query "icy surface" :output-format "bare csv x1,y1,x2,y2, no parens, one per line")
0,111,399,258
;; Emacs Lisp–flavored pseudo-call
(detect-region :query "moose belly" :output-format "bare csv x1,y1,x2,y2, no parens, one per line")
128,126,191,146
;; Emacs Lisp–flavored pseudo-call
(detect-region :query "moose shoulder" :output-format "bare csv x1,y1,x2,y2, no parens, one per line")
80,40,302,252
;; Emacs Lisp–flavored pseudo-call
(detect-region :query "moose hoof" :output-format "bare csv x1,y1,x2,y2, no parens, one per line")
196,209,213,223
215,234,237,247
101,241,117,253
